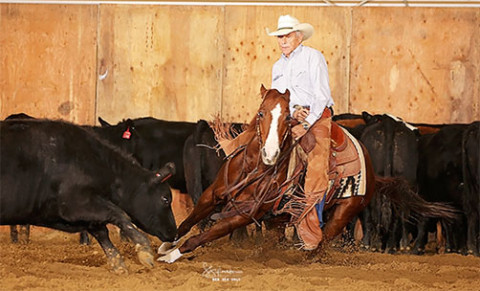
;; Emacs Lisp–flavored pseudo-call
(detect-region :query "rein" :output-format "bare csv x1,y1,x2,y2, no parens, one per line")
218,112,301,224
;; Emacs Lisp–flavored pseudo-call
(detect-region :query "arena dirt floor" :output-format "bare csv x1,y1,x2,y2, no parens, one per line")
2,192,480,291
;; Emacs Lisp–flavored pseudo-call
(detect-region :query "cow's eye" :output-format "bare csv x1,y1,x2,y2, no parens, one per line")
161,196,169,205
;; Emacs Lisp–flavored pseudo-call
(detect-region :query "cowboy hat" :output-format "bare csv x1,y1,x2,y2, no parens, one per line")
266,15,314,41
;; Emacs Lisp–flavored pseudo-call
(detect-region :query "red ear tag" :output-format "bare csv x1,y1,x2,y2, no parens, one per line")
122,127,131,139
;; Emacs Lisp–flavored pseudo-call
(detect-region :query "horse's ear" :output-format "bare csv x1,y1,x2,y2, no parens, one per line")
283,89,291,102
260,84,267,97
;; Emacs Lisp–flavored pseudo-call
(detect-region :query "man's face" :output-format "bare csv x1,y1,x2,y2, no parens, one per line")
277,31,303,58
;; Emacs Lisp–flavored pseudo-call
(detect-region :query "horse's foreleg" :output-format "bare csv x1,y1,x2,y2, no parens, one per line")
158,187,218,256
181,214,251,253
177,187,217,239
158,214,252,263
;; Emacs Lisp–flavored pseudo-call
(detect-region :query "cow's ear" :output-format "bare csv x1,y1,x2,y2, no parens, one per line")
98,117,111,127
125,119,135,128
362,111,373,123
151,162,176,184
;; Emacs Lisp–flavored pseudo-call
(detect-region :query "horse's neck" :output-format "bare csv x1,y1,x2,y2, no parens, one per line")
238,129,264,171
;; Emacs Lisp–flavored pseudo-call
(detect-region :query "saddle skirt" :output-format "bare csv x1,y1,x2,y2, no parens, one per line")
325,124,366,203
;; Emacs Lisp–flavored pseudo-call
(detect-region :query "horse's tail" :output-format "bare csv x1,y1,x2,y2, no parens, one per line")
374,176,459,222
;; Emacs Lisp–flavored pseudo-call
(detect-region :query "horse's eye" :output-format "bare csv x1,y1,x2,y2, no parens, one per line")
258,111,264,118
286,115,292,121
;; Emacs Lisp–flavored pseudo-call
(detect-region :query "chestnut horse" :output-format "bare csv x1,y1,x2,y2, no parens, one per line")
157,85,376,263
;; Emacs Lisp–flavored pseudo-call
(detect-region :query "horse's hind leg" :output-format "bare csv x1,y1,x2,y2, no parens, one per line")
323,197,365,242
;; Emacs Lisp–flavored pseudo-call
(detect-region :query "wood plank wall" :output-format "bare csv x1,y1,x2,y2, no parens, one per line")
1,4,479,125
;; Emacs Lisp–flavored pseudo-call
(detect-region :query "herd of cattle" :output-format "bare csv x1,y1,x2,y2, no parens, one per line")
0,111,479,271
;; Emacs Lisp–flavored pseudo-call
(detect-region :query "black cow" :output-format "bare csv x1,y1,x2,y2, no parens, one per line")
462,121,479,256
0,119,177,273
183,120,245,205
4,113,35,243
414,124,468,255
4,113,91,245
96,117,196,194
358,113,420,253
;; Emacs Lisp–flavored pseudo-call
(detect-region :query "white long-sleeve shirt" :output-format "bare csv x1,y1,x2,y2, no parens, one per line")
271,44,334,125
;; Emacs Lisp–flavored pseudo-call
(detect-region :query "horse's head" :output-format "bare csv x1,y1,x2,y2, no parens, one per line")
256,85,291,166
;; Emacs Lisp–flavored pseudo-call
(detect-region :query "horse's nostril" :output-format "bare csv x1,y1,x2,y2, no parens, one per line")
261,148,267,157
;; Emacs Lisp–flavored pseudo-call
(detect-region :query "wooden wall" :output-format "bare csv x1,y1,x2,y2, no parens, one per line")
1,4,479,125
0,4,97,124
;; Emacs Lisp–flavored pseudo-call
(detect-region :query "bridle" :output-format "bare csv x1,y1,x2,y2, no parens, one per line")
217,94,299,225
255,101,292,154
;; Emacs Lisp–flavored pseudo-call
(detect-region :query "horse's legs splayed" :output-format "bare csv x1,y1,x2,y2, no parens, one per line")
181,214,252,253
158,187,218,256
177,188,217,239
158,214,255,263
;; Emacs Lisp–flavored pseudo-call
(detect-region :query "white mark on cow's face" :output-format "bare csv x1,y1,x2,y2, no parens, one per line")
262,103,282,165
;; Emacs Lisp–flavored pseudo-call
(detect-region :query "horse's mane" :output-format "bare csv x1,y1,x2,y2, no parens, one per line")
208,114,254,150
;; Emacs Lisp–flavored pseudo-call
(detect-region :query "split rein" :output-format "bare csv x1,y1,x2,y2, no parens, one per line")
219,113,303,224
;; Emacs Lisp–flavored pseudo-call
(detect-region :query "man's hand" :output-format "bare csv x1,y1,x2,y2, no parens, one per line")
292,107,310,122
292,124,308,140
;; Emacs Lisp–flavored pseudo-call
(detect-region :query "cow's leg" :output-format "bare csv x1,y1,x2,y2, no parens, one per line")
360,209,372,250
466,211,479,256
88,225,128,274
18,225,30,244
399,219,412,253
411,218,428,255
79,231,91,245
9,225,18,243
60,194,154,268
385,216,401,254
108,211,154,268
158,213,253,263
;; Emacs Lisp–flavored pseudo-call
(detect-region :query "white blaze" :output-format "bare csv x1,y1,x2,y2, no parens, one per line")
262,103,282,165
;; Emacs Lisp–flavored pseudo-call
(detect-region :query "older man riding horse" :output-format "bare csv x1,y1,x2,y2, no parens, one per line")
157,85,377,263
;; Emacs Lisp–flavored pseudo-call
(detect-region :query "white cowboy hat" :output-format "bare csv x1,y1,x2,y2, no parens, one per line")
266,15,314,41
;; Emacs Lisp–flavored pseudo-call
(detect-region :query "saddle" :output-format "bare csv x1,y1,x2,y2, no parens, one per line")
282,121,362,208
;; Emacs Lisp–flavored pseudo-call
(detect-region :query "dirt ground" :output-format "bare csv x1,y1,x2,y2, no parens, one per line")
2,193,480,291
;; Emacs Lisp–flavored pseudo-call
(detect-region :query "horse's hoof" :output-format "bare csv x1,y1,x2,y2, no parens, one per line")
157,248,183,264
157,242,175,255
